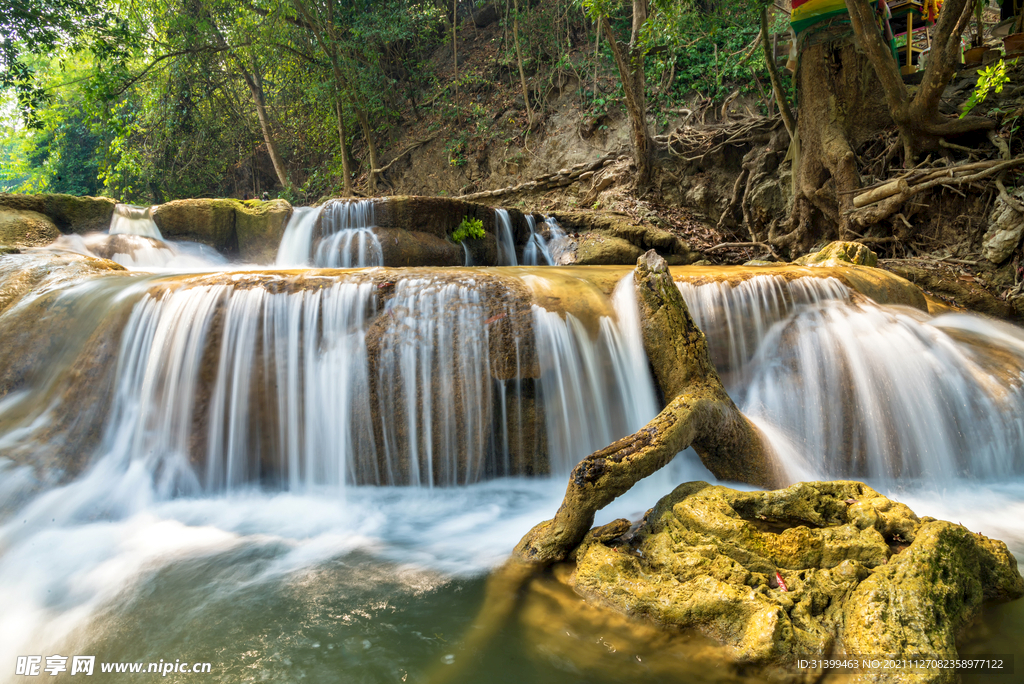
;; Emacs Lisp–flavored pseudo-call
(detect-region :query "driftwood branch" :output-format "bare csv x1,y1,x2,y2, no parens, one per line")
370,136,437,175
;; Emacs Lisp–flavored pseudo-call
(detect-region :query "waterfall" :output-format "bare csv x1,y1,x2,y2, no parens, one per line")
0,269,657,490
275,201,382,268
522,216,569,266
109,204,161,239
532,276,658,474
739,300,1024,484
673,273,1024,485
677,275,849,389
494,209,518,266
314,200,382,268
275,206,322,267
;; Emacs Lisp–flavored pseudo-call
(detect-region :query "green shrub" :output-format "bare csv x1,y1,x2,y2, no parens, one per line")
452,216,485,242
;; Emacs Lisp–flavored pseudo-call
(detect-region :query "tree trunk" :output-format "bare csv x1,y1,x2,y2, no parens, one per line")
844,0,994,157
599,6,653,191
782,38,891,252
511,0,534,126
515,251,779,565
760,7,795,137
335,100,353,197
237,65,292,192
357,109,380,194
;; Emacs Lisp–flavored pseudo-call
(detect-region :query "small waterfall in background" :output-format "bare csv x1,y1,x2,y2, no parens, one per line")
275,201,382,268
275,206,322,267
494,209,518,266
45,204,225,271
109,204,162,239
315,200,382,268
522,216,569,266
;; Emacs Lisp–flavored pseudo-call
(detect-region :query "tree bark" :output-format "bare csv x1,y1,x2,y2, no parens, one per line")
356,108,380,194
760,7,795,137
599,4,653,191
335,100,353,196
511,0,534,126
236,64,293,192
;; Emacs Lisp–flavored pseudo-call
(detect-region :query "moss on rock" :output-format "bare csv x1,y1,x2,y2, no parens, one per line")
152,198,240,252
569,481,1023,682
235,199,292,263
795,241,879,268
0,194,117,234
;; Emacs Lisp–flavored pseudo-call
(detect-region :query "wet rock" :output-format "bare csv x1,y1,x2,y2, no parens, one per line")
0,193,117,234
374,227,463,266
573,235,644,265
549,209,696,265
884,263,1016,319
236,199,292,263
0,251,126,316
152,198,239,252
794,241,878,267
570,481,1023,683
982,188,1024,264
0,207,61,248
373,196,495,240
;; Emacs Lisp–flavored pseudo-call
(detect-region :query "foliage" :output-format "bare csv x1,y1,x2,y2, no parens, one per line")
451,216,484,242
961,59,1017,118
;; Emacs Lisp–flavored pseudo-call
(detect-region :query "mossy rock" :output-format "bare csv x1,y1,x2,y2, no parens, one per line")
152,198,241,253
235,199,292,263
573,234,645,265
794,241,878,268
0,208,61,247
570,481,1023,682
0,193,117,234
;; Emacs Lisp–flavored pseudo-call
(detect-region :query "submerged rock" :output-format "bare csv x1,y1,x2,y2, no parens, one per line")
569,481,1024,683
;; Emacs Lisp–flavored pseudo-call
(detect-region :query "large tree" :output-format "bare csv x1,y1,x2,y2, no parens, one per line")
777,0,993,250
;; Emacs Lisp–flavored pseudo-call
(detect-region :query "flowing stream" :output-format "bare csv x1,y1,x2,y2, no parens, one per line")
1,232,1022,682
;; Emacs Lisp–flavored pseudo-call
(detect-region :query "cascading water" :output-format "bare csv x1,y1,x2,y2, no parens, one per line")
522,216,569,266
494,209,518,266
109,203,162,239
275,206,321,267
739,299,1024,483
676,275,849,388
315,200,382,268
43,204,225,271
275,201,382,268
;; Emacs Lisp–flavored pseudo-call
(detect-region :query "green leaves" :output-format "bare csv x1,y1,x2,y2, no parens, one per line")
451,216,484,242
961,58,1017,118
